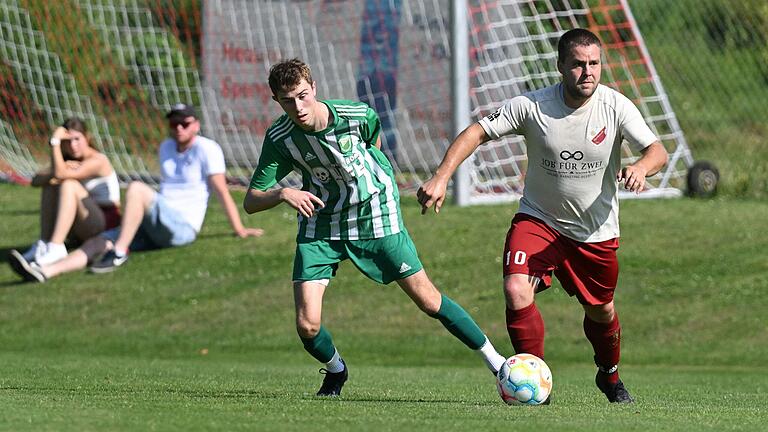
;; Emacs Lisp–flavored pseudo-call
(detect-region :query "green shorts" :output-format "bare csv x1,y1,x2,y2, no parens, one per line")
293,230,423,284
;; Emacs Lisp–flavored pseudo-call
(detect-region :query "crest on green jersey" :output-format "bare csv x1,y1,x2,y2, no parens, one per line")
338,135,354,153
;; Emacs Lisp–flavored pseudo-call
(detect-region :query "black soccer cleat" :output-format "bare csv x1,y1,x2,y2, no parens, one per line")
316,359,348,397
596,372,634,403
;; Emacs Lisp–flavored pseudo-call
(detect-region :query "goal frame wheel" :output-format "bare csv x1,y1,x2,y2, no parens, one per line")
686,160,719,198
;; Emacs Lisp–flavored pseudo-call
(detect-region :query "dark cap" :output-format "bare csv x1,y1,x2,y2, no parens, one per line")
166,103,197,120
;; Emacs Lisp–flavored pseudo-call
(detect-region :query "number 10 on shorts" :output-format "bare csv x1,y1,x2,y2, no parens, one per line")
506,250,527,266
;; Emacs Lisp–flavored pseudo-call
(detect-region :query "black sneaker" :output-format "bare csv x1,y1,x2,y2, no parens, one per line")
316,359,348,396
8,249,46,283
596,372,634,403
89,250,128,273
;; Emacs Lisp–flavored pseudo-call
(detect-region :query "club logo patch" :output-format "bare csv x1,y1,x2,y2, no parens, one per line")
338,136,354,153
591,126,607,145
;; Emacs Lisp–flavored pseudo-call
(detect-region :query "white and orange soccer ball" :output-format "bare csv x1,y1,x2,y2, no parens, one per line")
496,353,553,405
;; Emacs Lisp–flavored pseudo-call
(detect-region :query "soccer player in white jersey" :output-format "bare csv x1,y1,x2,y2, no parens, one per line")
417,29,669,403
244,58,507,397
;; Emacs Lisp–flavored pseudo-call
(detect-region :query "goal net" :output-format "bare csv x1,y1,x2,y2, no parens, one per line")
0,0,691,203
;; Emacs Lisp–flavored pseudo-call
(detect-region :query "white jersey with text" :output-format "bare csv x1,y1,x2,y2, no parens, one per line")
158,135,226,232
479,83,658,242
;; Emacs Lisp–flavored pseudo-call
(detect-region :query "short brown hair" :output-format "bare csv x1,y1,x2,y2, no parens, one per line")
268,58,313,95
557,28,602,62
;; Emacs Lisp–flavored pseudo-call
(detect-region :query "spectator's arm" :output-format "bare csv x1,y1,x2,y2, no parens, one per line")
208,173,264,238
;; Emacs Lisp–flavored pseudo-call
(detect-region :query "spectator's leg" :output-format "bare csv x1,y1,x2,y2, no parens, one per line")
113,181,155,253
39,183,60,241
40,236,111,279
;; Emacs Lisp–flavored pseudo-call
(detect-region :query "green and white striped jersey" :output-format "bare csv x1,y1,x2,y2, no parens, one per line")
250,100,403,240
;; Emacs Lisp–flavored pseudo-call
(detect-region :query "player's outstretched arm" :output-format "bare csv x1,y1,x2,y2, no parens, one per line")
617,141,669,193
244,187,325,218
417,123,489,214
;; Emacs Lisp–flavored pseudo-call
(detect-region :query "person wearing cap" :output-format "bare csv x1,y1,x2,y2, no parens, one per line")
11,104,263,282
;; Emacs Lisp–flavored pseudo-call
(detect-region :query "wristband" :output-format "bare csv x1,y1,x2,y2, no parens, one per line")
49,138,61,146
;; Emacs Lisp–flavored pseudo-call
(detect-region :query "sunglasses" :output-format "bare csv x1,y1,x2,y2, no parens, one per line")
169,119,195,129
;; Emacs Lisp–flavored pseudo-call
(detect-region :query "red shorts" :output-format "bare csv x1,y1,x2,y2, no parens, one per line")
100,204,122,230
503,213,619,305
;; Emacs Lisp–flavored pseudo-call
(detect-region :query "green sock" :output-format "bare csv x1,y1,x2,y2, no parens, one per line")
430,294,486,350
300,325,336,363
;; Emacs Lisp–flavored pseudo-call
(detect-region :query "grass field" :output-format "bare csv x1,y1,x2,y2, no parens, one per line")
0,183,766,431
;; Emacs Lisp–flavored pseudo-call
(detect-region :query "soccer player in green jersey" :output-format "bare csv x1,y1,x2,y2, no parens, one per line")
244,58,506,397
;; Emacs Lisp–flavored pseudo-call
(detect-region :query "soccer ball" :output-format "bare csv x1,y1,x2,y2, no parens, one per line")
496,353,553,405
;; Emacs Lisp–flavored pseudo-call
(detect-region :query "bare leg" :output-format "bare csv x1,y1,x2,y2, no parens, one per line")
49,179,106,244
582,301,616,323
503,273,538,310
41,236,111,279
39,184,60,241
396,269,442,314
113,181,155,252
294,281,326,339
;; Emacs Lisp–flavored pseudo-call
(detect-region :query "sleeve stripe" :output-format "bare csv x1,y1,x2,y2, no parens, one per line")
335,104,369,116
268,117,294,142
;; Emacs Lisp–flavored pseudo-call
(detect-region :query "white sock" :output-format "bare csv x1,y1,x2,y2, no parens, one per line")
36,242,68,265
114,247,128,257
475,336,506,374
46,242,66,252
324,349,345,373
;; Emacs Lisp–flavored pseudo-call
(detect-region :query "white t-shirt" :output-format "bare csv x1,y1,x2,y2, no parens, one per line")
479,83,658,242
158,135,226,232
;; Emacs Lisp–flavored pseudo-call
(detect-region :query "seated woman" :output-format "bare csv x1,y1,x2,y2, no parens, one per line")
9,118,121,271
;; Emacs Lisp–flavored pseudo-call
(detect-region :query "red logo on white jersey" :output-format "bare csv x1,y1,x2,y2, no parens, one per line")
591,127,607,145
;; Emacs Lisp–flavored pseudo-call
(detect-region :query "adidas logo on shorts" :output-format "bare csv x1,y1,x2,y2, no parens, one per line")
399,262,412,273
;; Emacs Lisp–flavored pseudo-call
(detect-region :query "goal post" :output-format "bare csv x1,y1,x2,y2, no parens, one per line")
451,0,472,207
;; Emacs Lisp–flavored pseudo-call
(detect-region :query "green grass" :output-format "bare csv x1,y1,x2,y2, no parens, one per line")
1,183,767,430
1,354,765,432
